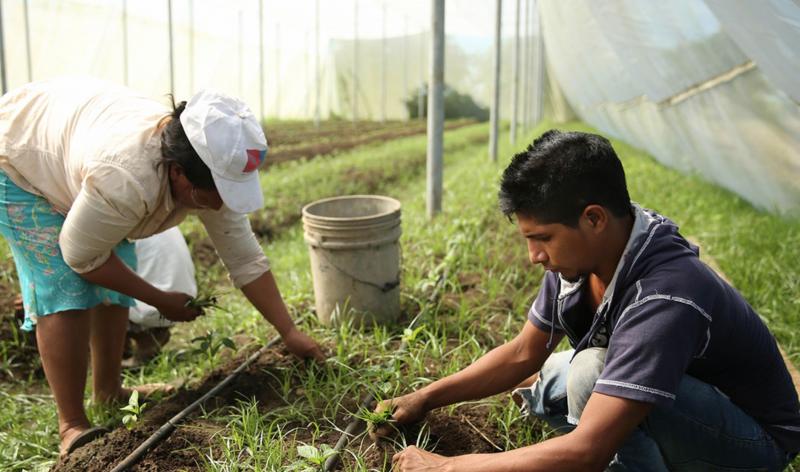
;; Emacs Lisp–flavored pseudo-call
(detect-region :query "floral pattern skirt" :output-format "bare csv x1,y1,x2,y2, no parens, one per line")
0,171,136,331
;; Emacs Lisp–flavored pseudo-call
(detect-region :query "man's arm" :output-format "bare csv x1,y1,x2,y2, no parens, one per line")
375,322,562,430
392,392,653,472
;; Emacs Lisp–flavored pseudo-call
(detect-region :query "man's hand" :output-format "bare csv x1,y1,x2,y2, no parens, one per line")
282,327,326,362
392,446,452,472
370,391,429,440
155,291,203,322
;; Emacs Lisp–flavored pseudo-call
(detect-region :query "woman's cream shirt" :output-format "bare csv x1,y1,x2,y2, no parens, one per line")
0,77,269,288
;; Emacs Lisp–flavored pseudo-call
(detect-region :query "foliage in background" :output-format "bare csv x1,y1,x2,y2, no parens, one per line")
405,84,490,122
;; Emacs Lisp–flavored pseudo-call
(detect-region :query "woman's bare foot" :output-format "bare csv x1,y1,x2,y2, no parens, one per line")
59,424,90,457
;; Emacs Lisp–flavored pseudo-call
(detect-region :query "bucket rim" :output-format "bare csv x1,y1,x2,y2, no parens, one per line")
302,194,401,222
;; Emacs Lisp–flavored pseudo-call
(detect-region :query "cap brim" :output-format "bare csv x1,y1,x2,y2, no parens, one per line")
212,172,264,214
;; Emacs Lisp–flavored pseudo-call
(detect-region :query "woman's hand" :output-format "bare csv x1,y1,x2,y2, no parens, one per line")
154,291,203,322
370,391,429,441
282,327,326,362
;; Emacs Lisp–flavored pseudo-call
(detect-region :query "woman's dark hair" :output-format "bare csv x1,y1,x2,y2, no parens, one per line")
498,129,631,227
159,95,216,190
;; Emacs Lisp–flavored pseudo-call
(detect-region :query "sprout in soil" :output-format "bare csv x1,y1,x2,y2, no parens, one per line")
191,331,236,367
120,390,147,429
288,443,337,471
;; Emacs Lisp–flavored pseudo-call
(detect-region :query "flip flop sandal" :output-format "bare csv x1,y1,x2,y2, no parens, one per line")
65,426,109,455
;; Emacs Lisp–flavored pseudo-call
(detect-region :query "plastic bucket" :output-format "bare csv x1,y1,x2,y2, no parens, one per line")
302,195,402,326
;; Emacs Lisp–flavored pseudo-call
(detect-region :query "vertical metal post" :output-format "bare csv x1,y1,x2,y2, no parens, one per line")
258,0,264,120
275,23,280,118
188,0,194,93
426,0,444,218
122,0,128,86
532,0,543,124
23,0,32,82
238,10,243,97
0,0,6,94
417,29,424,120
510,0,520,146
488,0,502,163
167,0,175,96
522,0,530,133
352,0,358,123
403,15,408,119
314,0,320,127
380,0,386,122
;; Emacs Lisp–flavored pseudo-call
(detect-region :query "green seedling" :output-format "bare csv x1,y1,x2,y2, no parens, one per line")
120,390,147,429
191,331,236,367
288,443,337,471
401,324,426,345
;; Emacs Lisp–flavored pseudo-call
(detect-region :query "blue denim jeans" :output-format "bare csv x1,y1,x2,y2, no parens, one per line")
513,349,793,471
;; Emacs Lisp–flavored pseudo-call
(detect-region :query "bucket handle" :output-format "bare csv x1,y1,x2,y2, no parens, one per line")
317,249,401,293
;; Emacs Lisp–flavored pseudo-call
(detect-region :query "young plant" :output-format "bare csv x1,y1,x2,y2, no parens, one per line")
120,390,147,429
191,331,236,367
288,443,337,471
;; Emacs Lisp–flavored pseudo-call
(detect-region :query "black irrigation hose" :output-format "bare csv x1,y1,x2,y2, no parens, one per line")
323,272,448,471
110,335,282,472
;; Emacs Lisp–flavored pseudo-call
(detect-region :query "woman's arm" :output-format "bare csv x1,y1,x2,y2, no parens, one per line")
241,271,325,361
80,252,201,321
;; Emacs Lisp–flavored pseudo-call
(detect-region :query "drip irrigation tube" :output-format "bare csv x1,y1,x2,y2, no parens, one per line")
323,273,448,471
110,335,282,472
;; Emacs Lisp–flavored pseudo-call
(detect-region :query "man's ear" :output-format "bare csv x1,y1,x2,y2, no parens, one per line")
582,205,608,231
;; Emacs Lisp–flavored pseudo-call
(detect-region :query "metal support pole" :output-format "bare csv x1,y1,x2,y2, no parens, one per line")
122,0,128,86
167,0,175,96
417,29,424,120
532,0,543,124
522,0,530,133
510,0,520,146
275,23,280,118
23,0,31,82
238,10,244,97
352,0,358,123
403,15,408,119
188,0,194,93
258,0,264,120
314,0,320,127
488,0,502,163
426,0,444,218
380,0,386,122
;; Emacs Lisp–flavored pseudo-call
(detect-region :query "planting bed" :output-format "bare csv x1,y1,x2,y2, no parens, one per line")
50,339,531,471
264,119,475,168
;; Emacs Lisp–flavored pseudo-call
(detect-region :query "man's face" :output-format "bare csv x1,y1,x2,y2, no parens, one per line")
516,212,596,281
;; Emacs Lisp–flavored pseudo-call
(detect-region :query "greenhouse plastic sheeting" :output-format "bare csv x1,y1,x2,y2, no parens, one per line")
539,0,800,214
0,0,539,122
705,0,800,104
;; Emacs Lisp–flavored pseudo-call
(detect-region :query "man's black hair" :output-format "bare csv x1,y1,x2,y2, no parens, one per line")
498,129,631,226
159,96,216,190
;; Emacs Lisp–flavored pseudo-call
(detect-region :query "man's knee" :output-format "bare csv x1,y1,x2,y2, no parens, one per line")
566,347,606,424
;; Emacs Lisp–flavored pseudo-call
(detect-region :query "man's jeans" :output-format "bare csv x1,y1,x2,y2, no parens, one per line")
513,348,793,471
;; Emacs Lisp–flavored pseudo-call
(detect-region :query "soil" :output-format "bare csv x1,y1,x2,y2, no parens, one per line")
49,339,538,471
340,404,510,471
51,345,301,472
0,282,42,382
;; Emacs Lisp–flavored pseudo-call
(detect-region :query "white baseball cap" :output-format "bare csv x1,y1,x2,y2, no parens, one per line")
179,89,268,214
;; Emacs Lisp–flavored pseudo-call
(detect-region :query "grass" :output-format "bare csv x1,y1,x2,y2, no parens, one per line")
0,119,798,470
